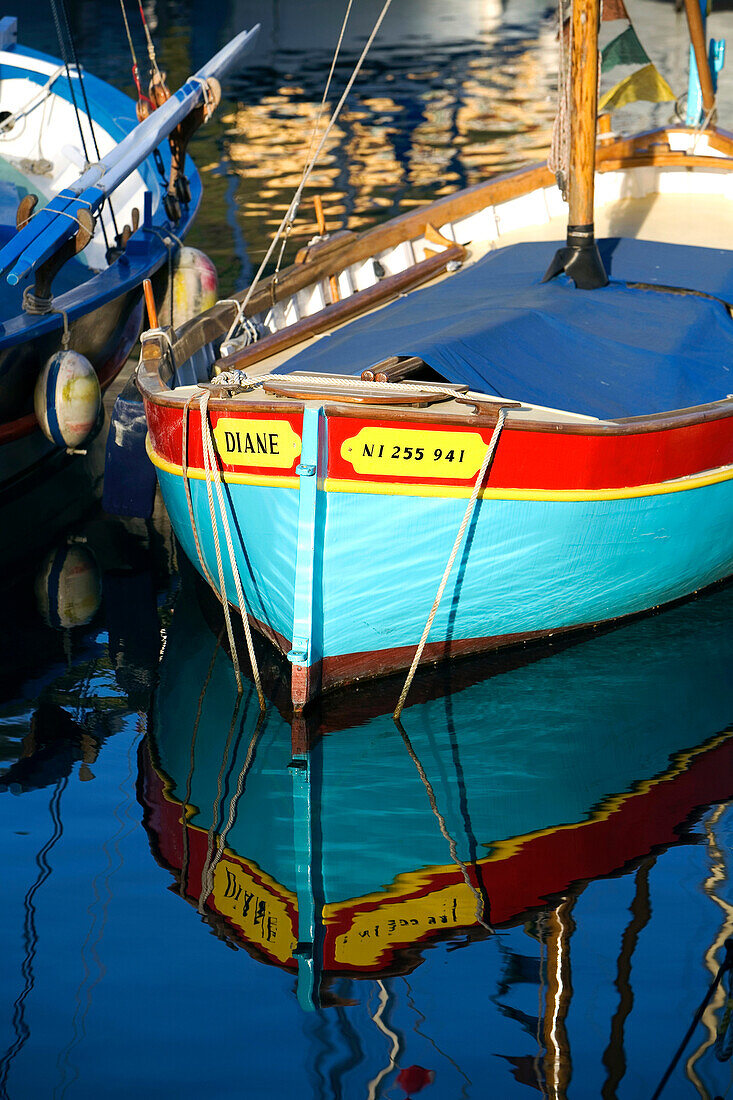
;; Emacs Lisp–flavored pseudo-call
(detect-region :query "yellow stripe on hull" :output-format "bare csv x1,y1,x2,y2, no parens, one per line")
146,435,733,502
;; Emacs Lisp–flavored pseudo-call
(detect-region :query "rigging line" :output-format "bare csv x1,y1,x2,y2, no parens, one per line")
137,0,162,81
199,389,266,708
273,0,355,279
195,390,245,691
119,0,150,108
48,0,111,254
444,682,489,920
57,0,121,241
119,0,138,68
0,776,68,1100
224,0,394,344
394,406,507,719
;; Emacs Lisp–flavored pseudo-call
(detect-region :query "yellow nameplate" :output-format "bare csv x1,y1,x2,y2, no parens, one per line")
341,426,488,479
213,418,301,469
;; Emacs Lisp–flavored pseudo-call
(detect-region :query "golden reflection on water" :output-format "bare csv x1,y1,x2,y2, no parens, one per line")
201,19,557,292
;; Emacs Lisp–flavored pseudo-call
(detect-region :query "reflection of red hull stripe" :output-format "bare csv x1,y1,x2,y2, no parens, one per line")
146,402,733,491
142,733,733,974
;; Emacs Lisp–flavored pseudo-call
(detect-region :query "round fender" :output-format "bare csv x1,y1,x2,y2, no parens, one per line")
34,350,102,448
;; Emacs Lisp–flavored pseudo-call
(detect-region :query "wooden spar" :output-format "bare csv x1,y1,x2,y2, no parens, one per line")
543,0,607,289
684,0,716,117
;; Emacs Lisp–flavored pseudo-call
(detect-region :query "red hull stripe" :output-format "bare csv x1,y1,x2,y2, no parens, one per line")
145,402,733,491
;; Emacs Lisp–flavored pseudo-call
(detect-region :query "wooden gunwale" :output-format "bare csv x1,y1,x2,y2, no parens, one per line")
139,344,733,440
137,126,733,442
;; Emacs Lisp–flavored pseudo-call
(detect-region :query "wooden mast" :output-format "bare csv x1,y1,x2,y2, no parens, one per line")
684,0,716,117
544,0,608,289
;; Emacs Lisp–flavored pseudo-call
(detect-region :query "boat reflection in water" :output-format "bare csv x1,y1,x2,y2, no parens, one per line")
142,576,733,1097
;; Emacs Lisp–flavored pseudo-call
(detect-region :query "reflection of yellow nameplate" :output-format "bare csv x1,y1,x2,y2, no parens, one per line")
341,426,488,479
213,418,301,468
213,858,296,964
326,882,479,968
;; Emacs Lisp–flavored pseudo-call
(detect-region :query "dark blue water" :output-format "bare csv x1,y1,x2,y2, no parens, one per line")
3,2,733,1097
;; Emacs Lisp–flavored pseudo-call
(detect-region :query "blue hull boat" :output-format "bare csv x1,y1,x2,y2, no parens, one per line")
0,16,259,562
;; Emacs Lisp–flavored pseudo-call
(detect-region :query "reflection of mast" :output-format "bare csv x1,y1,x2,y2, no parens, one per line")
686,803,733,1097
0,777,67,1100
541,897,576,1100
602,855,656,1098
367,980,403,1100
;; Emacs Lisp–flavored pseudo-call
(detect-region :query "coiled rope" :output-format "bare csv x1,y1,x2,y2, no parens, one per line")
393,406,508,719
211,369,486,406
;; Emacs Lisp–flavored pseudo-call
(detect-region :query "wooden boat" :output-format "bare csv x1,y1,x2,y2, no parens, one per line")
0,16,258,560
137,0,733,710
141,571,733,1028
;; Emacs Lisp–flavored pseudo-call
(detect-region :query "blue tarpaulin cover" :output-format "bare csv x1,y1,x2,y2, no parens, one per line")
280,237,733,418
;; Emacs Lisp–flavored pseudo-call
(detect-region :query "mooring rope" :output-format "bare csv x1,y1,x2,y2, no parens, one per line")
182,393,217,590
393,406,508,719
199,389,266,709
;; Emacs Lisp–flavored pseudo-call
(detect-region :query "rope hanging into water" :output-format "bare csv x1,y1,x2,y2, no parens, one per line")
198,389,266,709
223,0,394,344
393,407,508,720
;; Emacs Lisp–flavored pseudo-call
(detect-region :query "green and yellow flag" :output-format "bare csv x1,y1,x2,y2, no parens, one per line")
599,62,677,110
601,26,650,72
